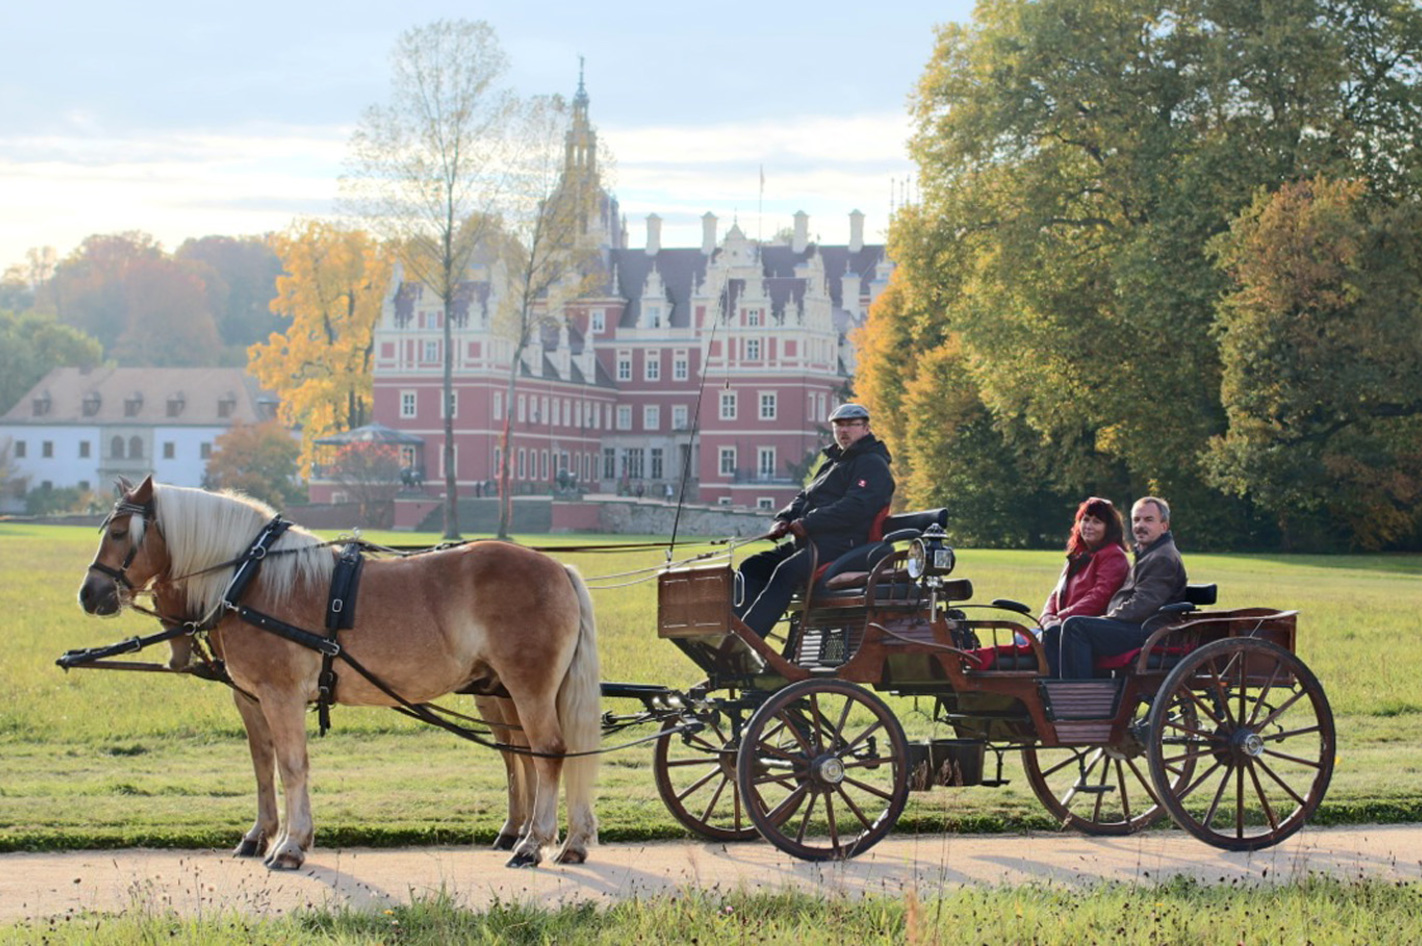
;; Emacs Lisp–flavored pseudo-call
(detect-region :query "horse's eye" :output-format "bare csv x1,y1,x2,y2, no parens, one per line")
110,529,128,541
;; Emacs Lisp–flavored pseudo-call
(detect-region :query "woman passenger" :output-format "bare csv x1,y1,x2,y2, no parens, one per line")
1039,497,1129,671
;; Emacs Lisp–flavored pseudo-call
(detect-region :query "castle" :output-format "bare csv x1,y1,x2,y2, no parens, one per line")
343,76,893,519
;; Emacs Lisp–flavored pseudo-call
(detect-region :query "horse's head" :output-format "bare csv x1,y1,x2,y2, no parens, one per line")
79,475,169,616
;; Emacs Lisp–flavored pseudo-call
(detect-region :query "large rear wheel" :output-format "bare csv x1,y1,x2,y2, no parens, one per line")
736,678,909,861
1147,638,1334,851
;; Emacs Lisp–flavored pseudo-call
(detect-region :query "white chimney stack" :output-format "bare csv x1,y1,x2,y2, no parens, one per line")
701,212,718,255
848,210,865,253
793,210,809,253
645,214,662,256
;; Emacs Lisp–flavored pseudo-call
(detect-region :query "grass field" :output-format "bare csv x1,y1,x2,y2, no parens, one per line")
5,878,1422,945
1,522,1420,854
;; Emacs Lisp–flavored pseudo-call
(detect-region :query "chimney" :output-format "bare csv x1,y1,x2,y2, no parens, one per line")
848,210,865,253
792,210,809,253
645,214,662,256
701,212,718,255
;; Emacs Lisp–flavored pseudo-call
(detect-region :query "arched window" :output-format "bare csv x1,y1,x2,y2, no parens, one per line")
111,436,125,460
128,436,143,459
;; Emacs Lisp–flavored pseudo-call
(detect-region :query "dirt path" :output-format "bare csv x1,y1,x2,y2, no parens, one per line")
2,825,1418,922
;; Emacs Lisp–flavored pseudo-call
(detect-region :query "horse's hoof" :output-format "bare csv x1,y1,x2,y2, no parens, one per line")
554,847,587,865
233,838,264,858
505,849,541,869
492,832,519,851
264,851,304,871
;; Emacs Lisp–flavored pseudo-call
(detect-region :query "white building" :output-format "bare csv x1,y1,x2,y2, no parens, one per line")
1,367,278,509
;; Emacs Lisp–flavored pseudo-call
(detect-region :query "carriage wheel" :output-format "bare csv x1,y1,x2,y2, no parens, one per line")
1147,638,1335,851
653,710,759,842
736,678,909,861
1022,687,1197,835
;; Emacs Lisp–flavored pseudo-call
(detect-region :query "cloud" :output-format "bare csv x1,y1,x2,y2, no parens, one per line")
0,111,914,267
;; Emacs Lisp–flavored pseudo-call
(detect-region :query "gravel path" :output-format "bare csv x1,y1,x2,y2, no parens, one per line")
1,825,1417,922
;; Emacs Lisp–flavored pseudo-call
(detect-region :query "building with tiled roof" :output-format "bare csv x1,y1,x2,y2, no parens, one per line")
358,75,892,516
0,366,278,508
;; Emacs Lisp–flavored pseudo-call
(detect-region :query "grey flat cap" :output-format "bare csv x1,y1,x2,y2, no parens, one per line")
828,403,870,423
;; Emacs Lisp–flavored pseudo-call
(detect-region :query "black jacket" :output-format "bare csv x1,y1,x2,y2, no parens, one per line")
776,434,895,557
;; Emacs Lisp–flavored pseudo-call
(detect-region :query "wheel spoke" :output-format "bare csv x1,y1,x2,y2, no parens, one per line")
1246,760,1282,830
1253,754,1311,807
840,774,895,803
695,776,732,826
834,784,875,832
1260,747,1324,770
1245,661,1286,729
1253,687,1309,732
675,765,723,802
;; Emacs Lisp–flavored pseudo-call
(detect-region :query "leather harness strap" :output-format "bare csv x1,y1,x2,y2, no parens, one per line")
316,542,365,735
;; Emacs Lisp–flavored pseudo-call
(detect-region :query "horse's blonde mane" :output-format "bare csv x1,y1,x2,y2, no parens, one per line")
152,483,334,621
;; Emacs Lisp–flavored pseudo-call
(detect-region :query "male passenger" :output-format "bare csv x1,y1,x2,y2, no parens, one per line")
734,403,895,638
1049,496,1187,678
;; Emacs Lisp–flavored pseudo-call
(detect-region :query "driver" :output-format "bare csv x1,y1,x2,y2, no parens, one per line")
733,403,895,637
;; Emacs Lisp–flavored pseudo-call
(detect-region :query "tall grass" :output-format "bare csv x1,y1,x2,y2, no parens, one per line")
4,878,1421,945
2,523,1420,853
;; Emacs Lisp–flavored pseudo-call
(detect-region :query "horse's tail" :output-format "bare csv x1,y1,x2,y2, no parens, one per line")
557,564,600,834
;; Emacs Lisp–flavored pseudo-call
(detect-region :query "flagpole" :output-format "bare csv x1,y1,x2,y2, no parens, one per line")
757,164,764,242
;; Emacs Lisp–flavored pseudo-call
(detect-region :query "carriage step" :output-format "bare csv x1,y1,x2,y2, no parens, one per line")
1041,680,1122,721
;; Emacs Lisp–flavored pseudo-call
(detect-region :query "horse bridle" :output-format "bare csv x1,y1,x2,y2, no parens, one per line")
88,498,156,591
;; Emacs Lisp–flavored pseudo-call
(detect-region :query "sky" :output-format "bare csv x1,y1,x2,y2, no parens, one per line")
0,1,976,274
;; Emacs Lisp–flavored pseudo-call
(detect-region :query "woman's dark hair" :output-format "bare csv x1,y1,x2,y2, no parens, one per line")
1066,497,1127,557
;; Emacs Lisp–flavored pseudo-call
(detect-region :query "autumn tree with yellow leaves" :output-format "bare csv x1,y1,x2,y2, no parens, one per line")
248,222,392,477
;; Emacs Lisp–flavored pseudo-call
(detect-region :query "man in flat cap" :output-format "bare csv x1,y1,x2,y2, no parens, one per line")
734,402,895,637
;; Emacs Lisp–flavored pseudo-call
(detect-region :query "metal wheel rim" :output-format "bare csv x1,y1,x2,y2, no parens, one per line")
735,679,909,862
1147,638,1335,852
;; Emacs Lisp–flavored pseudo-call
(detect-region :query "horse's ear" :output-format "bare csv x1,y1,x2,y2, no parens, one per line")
131,475,155,503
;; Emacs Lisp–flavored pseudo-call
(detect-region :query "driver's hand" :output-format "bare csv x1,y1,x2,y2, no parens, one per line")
769,519,791,539
787,519,808,540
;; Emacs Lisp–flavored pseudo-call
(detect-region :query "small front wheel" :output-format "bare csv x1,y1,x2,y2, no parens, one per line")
736,678,909,861
1147,637,1335,851
653,709,758,842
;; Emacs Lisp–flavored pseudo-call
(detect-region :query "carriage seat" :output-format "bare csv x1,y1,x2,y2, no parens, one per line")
812,508,949,595
1092,583,1218,672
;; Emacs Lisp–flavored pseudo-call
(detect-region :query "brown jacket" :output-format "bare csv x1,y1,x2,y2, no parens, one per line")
1106,532,1187,624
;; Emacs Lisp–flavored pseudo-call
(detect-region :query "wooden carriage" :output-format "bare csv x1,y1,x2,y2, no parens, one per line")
636,513,1334,861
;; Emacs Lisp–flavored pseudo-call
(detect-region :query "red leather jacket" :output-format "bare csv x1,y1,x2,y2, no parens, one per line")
1040,543,1130,625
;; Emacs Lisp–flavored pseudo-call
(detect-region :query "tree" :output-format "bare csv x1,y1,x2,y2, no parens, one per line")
40,232,163,350
491,93,604,538
328,442,403,528
206,420,304,510
1206,177,1422,549
873,0,1422,547
110,256,223,366
0,310,104,414
342,19,518,540
176,236,285,358
248,222,392,477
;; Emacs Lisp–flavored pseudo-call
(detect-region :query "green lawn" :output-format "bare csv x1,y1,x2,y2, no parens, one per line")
2,522,1419,853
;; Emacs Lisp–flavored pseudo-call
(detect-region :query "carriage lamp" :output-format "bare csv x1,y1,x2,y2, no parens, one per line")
907,523,955,580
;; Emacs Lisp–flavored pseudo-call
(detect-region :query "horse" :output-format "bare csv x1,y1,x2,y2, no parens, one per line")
76,475,600,871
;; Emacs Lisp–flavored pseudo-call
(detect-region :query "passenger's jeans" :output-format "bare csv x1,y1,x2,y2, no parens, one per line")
1043,615,1149,678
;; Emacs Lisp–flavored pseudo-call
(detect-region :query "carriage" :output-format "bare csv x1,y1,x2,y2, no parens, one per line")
68,481,1334,868
604,508,1336,861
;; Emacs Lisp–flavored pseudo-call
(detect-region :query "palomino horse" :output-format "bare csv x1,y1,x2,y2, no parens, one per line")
77,476,600,870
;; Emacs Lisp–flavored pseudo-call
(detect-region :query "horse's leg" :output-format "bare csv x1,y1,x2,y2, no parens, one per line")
232,690,278,858
504,697,566,869
257,689,314,870
475,695,532,851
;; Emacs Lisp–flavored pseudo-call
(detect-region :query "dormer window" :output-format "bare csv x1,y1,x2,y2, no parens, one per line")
166,393,186,417
123,393,143,417
32,393,51,416
217,394,236,419
82,392,100,416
